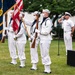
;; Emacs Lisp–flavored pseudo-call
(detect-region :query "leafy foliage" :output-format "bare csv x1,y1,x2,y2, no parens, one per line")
23,0,75,16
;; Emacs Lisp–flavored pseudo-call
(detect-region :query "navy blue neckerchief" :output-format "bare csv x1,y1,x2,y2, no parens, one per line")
31,20,37,27
9,18,12,24
18,20,22,33
40,17,48,25
30,20,37,34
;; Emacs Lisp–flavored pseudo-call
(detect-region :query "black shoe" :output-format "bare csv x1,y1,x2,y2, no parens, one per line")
19,66,25,68
30,68,37,70
10,62,13,64
43,71,51,74
10,62,17,65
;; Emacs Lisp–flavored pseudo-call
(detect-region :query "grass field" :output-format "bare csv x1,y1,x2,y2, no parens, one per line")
0,39,75,75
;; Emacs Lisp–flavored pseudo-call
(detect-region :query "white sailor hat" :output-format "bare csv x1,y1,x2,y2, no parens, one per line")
65,12,71,16
33,11,40,16
43,9,50,13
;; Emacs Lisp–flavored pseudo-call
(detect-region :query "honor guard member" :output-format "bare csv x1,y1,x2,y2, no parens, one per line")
36,9,53,73
58,12,75,55
24,11,40,70
7,11,17,65
40,9,52,74
14,13,26,68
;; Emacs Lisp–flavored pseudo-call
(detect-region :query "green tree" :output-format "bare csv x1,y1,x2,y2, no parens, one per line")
23,0,75,15
23,0,75,24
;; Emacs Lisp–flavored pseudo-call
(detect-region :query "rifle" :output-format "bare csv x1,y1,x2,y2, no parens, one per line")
31,19,39,48
1,30,6,43
1,14,7,43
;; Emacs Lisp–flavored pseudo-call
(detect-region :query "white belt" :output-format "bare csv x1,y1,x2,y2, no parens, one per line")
64,31,71,33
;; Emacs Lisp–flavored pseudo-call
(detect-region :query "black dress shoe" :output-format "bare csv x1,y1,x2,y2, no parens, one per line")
10,62,13,64
43,71,52,74
10,62,17,65
30,68,37,70
19,66,25,68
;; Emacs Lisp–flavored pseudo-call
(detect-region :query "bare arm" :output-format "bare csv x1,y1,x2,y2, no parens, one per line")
23,18,33,26
71,26,75,36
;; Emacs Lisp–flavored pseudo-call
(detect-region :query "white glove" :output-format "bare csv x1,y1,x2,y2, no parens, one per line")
38,33,40,38
61,16,65,20
14,35,17,40
35,29,40,33
3,33,6,37
30,35,34,39
28,37,32,41
4,27,9,30
51,32,56,36
9,27,13,32
28,35,34,42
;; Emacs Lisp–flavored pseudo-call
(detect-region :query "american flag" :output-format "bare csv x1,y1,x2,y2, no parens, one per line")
12,0,23,33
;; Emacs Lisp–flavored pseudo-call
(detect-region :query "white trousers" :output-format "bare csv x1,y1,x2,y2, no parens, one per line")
30,39,39,64
64,32,72,54
8,33,17,59
16,42,26,61
40,41,51,65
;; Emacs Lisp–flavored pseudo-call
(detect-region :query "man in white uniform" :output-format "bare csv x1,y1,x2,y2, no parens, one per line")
36,9,52,73
14,13,26,68
24,11,40,70
7,11,17,65
58,12,75,55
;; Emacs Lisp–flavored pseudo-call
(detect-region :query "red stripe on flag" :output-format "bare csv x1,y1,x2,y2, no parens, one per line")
12,0,23,33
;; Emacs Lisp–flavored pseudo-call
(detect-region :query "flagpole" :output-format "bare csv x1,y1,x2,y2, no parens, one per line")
58,26,60,56
57,19,61,56
22,18,30,38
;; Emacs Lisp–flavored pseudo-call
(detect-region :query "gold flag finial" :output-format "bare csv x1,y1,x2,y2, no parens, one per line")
0,0,3,16
0,9,3,16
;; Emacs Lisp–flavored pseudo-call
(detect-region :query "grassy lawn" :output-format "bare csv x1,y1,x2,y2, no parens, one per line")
0,39,75,75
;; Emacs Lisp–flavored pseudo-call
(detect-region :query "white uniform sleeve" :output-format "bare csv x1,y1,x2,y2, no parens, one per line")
23,18,33,26
41,20,53,35
15,23,25,38
70,20,74,27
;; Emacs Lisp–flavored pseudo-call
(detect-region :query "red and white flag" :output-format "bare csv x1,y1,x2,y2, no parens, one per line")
12,0,23,33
